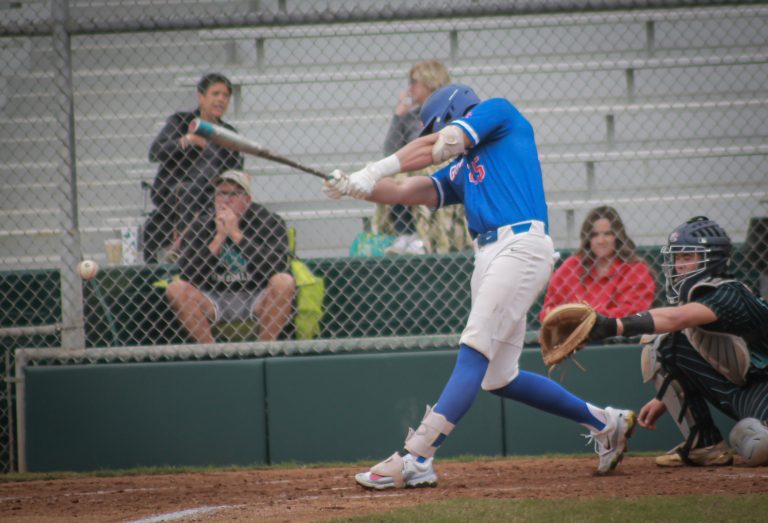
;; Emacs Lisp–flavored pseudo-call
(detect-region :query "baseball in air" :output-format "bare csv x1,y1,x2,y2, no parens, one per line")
78,260,99,280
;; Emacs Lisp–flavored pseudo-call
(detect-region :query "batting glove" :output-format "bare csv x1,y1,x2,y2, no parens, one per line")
347,165,379,199
323,169,350,199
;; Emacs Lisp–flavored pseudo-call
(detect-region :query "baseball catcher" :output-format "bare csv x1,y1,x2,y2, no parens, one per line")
586,216,768,467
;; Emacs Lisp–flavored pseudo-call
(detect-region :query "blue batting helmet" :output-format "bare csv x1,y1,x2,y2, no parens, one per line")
661,216,732,303
419,83,480,136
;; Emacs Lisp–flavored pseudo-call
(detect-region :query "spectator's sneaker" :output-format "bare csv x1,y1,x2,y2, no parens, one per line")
587,407,637,475
355,452,437,490
386,234,425,255
385,235,412,255
403,237,426,255
655,440,733,467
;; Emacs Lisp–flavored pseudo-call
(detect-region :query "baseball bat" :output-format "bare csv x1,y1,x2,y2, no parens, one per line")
189,118,329,179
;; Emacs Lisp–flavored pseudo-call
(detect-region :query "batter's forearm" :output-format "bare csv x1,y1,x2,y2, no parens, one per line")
368,177,437,207
395,134,440,172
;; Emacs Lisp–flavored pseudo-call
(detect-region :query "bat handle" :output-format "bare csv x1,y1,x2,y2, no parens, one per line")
189,118,215,139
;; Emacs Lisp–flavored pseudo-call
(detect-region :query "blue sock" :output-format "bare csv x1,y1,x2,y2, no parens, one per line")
491,370,605,430
433,344,489,424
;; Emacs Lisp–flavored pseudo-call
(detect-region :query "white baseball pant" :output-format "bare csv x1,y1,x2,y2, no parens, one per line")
460,220,555,390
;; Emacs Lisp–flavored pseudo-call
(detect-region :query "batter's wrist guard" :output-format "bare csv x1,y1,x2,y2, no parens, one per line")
369,154,401,179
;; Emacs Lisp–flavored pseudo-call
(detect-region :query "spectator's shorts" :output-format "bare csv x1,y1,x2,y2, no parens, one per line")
201,288,267,323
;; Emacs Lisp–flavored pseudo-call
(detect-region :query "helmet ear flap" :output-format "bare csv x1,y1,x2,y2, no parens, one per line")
419,83,480,136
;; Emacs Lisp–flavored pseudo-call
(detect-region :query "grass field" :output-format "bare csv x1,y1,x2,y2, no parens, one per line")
333,495,768,523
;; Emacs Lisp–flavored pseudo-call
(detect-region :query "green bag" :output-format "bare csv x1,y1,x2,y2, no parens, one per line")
349,231,395,257
288,228,325,340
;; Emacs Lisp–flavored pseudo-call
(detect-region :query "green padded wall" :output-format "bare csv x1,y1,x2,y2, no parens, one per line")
24,360,267,472
22,345,739,472
265,350,504,464
504,345,736,454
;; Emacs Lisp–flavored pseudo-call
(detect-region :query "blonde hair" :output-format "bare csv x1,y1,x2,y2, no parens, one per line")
410,60,451,93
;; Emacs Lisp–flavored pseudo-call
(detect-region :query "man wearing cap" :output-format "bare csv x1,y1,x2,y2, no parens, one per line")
166,170,295,342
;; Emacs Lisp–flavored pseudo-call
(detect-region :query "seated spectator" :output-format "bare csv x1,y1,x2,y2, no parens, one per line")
374,59,472,254
143,72,244,264
166,170,295,342
539,205,655,321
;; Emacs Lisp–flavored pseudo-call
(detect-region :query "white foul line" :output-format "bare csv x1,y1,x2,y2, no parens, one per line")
123,505,238,523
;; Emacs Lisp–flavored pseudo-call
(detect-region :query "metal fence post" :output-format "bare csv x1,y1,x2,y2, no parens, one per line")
51,0,86,350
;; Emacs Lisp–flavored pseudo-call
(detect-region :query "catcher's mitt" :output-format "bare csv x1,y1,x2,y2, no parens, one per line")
539,303,597,367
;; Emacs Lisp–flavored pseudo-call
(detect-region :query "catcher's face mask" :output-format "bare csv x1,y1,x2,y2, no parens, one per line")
661,216,732,304
661,245,710,304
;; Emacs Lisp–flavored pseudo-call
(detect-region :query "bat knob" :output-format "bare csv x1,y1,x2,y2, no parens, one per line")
190,118,214,139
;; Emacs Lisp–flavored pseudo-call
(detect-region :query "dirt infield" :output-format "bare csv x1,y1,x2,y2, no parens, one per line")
1,456,767,522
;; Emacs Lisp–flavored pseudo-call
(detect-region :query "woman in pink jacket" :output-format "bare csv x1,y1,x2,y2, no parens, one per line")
540,206,656,322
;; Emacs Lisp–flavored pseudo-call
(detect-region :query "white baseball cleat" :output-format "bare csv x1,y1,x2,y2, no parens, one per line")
587,407,637,475
730,417,768,466
385,234,426,256
355,452,437,490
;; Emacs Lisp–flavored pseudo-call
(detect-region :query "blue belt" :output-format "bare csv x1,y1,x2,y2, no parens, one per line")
475,222,533,246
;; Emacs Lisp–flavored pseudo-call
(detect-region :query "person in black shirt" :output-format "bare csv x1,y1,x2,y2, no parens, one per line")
166,170,295,342
587,216,768,467
143,73,244,263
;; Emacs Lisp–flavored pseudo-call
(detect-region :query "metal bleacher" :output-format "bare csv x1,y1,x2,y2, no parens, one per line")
177,4,768,249
1,3,767,268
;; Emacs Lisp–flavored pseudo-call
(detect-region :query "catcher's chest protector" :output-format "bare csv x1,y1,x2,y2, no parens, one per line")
683,278,752,386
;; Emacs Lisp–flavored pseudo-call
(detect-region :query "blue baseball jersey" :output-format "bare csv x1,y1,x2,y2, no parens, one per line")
430,98,549,237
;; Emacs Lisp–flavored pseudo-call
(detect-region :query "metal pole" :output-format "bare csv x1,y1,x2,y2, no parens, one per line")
4,348,15,472
14,350,27,473
51,0,86,350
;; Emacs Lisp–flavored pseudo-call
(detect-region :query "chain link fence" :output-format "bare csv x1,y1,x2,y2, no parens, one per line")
1,0,767,472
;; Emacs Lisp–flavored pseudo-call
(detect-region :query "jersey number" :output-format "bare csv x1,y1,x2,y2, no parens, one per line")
468,156,486,185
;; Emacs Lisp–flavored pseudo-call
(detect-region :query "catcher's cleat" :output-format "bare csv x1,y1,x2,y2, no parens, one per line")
355,452,437,490
588,407,637,475
655,440,733,467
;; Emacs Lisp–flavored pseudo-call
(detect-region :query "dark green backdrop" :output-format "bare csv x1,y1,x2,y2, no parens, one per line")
23,344,735,472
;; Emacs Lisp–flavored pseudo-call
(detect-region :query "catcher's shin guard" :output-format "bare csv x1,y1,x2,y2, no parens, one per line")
404,405,455,459
643,335,698,447
649,334,725,463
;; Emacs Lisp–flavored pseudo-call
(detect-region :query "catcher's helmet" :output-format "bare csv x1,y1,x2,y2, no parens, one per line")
661,216,732,303
419,83,480,136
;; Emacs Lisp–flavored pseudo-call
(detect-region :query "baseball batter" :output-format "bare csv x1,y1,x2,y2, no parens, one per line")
325,83,636,489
